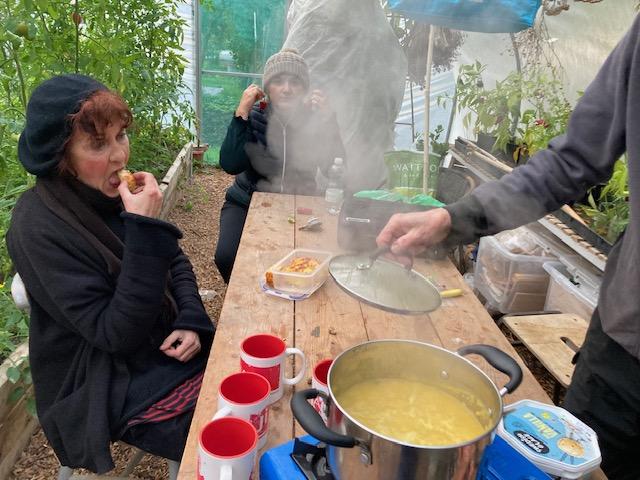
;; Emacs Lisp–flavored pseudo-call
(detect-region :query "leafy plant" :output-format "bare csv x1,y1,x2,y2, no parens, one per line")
0,276,29,361
0,1,195,371
455,61,523,153
578,156,629,244
455,62,571,160
429,124,449,158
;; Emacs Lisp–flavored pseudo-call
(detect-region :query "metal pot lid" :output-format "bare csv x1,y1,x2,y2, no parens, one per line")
329,253,442,314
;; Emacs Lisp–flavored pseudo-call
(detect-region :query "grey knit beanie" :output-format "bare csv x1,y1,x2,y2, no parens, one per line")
263,48,309,92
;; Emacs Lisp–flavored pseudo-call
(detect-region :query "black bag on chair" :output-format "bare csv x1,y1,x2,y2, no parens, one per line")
337,197,432,252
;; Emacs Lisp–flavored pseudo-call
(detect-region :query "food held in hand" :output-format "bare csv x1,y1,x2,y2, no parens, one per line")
265,256,321,287
117,169,137,192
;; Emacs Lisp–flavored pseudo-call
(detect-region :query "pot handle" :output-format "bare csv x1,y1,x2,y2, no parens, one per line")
291,389,357,448
458,344,523,396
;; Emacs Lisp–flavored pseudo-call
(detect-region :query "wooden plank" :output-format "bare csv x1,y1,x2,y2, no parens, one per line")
426,259,550,404
0,400,38,480
503,314,588,388
292,196,370,437
159,143,191,220
178,193,295,480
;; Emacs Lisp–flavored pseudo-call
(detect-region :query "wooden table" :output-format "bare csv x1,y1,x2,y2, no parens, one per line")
177,192,557,479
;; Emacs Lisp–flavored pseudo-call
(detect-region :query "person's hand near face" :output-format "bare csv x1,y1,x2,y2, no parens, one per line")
236,84,265,120
304,89,331,116
118,171,163,218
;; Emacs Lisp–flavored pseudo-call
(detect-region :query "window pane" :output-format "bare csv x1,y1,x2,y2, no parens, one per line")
201,0,287,74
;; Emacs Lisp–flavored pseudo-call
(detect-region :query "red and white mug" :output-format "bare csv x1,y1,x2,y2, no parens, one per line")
213,372,271,449
311,358,332,423
198,417,257,480
240,333,306,404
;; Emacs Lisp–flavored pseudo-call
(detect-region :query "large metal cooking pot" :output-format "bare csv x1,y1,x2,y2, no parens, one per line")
291,340,522,480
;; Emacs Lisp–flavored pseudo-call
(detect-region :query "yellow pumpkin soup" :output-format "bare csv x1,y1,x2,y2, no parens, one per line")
338,378,489,446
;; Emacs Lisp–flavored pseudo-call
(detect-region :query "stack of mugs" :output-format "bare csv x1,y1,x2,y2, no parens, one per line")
198,333,325,480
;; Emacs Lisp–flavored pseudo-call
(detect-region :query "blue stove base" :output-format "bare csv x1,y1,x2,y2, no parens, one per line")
260,435,551,480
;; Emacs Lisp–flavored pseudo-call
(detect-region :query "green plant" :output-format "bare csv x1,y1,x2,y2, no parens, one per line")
579,156,629,244
515,74,572,158
0,277,28,352
455,62,571,159
429,124,449,158
414,125,448,157
455,62,523,152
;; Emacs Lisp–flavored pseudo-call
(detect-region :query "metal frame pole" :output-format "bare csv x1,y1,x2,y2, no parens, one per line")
194,0,202,144
423,24,435,194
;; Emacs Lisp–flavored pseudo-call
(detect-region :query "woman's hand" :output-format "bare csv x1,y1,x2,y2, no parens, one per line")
305,89,331,115
376,208,452,257
236,84,265,120
118,171,163,218
160,329,202,362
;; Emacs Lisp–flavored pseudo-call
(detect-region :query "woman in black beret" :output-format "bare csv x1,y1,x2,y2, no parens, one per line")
6,74,214,474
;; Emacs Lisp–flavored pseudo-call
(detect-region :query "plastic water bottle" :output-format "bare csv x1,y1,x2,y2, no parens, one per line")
325,157,345,215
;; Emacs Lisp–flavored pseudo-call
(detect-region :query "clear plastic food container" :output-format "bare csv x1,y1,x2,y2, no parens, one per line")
264,249,333,295
474,230,556,313
543,261,600,321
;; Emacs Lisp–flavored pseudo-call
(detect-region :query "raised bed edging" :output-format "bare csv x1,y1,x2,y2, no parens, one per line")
0,142,194,479
0,343,37,480
159,142,194,220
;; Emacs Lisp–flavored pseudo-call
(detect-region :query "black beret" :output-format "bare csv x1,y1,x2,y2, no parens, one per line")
18,74,107,177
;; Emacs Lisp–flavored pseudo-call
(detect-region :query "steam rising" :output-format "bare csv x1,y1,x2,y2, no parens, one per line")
284,0,407,193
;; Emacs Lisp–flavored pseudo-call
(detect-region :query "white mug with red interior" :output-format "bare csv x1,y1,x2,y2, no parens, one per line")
197,416,257,480
213,372,271,449
240,333,306,404
311,358,333,423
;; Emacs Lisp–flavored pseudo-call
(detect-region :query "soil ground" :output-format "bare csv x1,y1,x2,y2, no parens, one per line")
9,166,562,479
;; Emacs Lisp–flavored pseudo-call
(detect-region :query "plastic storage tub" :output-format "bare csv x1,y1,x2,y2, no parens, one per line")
543,261,600,321
264,249,332,295
474,229,557,313
497,399,601,479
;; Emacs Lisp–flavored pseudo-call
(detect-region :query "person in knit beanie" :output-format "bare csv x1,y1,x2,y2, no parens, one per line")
215,48,346,283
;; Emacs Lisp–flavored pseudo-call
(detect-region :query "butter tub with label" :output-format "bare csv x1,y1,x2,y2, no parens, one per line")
497,399,601,479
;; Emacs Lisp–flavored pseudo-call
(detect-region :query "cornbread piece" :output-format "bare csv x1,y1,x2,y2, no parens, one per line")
117,169,137,192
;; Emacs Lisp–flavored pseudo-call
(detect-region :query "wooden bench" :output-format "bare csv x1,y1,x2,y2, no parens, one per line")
502,313,589,403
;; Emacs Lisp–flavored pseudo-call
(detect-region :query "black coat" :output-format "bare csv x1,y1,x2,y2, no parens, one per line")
220,104,346,206
6,179,214,473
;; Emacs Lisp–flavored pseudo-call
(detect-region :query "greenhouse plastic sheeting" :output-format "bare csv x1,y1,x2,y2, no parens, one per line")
285,0,407,192
388,0,542,33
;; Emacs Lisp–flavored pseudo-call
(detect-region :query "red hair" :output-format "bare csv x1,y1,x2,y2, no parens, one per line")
58,89,133,174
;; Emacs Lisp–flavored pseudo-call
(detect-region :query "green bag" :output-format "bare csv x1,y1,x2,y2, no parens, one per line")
384,150,442,193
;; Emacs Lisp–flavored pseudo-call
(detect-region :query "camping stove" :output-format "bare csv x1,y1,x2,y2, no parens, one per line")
259,435,552,480
260,436,334,480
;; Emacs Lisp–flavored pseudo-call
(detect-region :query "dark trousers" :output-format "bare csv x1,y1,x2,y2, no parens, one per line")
120,410,194,462
214,198,248,283
563,309,640,480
